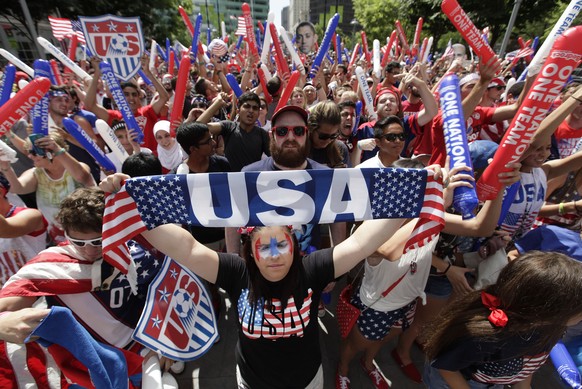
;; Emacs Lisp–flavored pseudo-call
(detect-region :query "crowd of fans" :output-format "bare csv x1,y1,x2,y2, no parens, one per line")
1,19,582,389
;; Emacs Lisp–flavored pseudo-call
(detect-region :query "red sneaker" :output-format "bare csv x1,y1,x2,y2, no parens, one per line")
390,348,423,383
360,359,390,389
336,371,351,389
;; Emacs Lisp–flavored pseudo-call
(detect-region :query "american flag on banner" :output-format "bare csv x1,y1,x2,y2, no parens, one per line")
102,169,444,278
48,16,86,44
235,16,247,36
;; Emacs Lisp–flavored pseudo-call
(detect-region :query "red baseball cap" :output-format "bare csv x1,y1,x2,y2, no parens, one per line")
271,105,309,126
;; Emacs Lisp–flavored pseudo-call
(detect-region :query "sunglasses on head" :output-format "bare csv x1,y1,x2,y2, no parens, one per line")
65,233,102,247
273,126,307,137
379,133,406,142
315,130,339,140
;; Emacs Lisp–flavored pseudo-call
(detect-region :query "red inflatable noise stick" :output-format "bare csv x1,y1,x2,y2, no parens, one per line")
0,77,50,137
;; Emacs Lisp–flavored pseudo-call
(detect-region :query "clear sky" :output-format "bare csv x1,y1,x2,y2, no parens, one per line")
270,0,290,26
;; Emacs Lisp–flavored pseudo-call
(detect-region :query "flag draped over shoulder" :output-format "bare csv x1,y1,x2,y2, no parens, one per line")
48,16,86,44
103,168,444,276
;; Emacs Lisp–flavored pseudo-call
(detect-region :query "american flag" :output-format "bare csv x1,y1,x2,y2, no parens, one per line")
238,288,312,339
48,16,86,44
472,353,549,384
443,39,454,57
102,169,444,277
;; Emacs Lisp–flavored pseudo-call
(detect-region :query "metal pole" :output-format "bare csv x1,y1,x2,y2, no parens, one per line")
19,0,45,59
499,0,523,58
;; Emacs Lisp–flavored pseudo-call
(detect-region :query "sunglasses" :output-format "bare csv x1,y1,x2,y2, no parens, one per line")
274,126,307,137
197,135,214,146
490,85,505,91
315,130,339,140
65,233,102,247
379,133,406,142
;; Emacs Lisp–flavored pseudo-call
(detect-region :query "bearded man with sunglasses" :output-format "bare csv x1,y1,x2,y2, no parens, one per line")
240,105,346,267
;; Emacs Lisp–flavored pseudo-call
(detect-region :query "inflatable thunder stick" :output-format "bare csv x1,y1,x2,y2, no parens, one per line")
361,31,371,63
309,14,340,79
0,64,15,107
477,26,582,200
278,26,306,75
31,61,50,136
49,59,63,85
348,43,361,72
439,74,478,219
226,74,244,98
37,37,91,82
381,31,397,68
355,66,376,120
99,61,144,144
550,342,582,389
63,118,116,172
95,119,129,164
190,14,203,59
178,6,195,36
275,71,300,112
394,20,410,54
169,55,191,134
373,40,381,78
441,0,496,65
0,78,50,137
269,23,291,82
412,17,423,57
0,49,34,77
242,3,259,58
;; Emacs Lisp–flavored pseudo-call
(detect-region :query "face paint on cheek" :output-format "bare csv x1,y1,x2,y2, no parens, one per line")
254,238,263,261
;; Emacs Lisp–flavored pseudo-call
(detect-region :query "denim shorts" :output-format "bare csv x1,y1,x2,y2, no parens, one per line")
351,287,416,340
424,275,453,298
423,364,503,389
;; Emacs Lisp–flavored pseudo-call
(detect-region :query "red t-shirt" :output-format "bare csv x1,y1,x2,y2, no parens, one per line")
429,106,496,166
107,105,160,152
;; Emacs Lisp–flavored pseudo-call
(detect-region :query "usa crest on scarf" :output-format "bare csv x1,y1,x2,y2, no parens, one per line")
102,168,445,291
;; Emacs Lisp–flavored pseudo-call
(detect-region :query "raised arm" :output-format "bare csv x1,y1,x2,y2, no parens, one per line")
461,56,499,122
141,224,220,283
531,85,582,147
84,57,110,121
142,54,170,115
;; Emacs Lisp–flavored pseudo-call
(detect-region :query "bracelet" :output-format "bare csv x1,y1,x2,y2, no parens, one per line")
441,262,452,275
573,96,582,103
7,132,16,139
53,148,66,157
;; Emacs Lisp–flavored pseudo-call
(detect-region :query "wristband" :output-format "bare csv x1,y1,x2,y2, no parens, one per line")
441,262,452,275
53,148,66,157
559,202,565,215
573,96,582,104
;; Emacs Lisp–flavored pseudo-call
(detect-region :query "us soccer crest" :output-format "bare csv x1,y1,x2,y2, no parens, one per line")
79,15,144,81
133,257,219,361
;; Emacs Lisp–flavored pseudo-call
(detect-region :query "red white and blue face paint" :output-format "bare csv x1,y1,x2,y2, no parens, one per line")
253,234,293,261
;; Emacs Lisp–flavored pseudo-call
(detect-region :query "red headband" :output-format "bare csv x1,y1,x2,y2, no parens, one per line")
374,88,401,110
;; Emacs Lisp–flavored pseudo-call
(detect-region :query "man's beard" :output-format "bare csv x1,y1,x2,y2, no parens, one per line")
270,138,310,168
